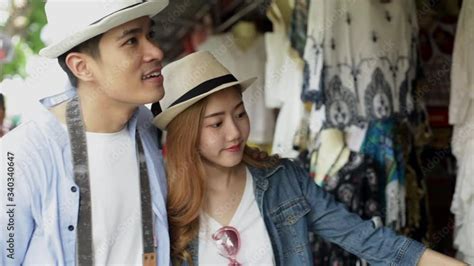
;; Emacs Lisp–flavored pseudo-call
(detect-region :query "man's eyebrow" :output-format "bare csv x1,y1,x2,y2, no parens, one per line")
116,27,143,41
116,20,155,41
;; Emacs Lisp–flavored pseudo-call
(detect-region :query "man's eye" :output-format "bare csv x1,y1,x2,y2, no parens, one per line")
148,30,156,39
125,38,137,45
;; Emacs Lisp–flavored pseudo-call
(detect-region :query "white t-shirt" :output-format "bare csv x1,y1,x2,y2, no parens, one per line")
86,127,143,265
199,168,275,265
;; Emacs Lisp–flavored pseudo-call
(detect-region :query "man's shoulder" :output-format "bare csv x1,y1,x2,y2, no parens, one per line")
1,111,67,157
1,120,40,147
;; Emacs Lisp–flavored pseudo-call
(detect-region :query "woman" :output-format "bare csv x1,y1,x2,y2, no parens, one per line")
152,51,465,266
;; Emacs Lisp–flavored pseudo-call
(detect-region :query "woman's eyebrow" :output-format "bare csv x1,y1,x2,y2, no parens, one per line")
204,101,243,118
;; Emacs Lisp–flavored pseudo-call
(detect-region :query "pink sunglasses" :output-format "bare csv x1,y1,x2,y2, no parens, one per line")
212,226,242,266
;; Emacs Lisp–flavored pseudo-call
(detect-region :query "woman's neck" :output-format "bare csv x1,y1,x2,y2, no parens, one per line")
202,161,247,225
202,161,245,192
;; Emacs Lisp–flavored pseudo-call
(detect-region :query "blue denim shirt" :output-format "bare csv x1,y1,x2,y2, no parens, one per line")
0,89,170,265
184,159,426,265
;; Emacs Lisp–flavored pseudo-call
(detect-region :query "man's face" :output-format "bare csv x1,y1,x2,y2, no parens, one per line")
88,16,164,106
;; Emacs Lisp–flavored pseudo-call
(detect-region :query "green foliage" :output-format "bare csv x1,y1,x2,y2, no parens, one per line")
0,0,47,81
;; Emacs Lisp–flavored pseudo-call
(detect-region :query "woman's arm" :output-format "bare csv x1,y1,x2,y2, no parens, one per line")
418,249,467,266
285,160,463,265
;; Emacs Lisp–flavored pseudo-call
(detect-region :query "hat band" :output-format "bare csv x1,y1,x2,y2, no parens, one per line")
90,1,148,25
152,74,238,116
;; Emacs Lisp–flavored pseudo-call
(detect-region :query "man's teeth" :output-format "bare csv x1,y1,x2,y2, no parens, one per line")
142,72,161,80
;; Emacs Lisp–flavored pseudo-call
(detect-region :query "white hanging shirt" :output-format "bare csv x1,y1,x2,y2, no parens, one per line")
451,104,474,264
303,0,418,128
450,2,474,263
86,127,143,265
450,0,474,125
263,14,306,158
198,168,275,265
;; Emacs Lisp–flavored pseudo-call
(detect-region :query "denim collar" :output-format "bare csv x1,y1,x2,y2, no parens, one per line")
248,162,284,191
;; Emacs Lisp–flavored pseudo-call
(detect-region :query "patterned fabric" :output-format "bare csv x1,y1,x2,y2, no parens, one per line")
311,152,382,266
323,152,381,219
303,0,419,129
289,0,310,58
361,118,406,230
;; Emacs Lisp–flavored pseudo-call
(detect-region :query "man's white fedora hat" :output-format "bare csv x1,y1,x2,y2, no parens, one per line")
39,0,169,58
152,51,257,130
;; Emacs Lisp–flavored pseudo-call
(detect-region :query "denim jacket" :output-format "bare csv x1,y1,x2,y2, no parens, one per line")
182,159,425,265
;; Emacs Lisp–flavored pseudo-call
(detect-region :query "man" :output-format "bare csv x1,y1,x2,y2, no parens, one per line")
1,1,170,265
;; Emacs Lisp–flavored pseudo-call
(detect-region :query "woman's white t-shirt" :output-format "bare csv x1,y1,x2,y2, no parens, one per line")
198,168,275,265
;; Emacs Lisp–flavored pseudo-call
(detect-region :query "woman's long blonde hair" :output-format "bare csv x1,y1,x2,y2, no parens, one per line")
165,89,279,264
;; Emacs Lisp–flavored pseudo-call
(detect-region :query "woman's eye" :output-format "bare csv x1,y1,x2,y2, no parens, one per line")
210,122,222,128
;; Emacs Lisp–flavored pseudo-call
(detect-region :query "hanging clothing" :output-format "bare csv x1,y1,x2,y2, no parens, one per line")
198,34,275,145
418,14,457,107
451,108,474,264
265,14,306,158
289,0,310,58
271,57,305,158
449,0,474,125
264,14,288,109
303,0,419,129
322,152,381,219
449,1,474,263
361,118,406,230
312,152,382,266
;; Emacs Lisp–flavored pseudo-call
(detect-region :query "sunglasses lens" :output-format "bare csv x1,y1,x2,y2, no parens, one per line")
212,226,240,257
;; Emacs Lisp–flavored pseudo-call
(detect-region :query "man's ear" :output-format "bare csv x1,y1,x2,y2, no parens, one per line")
65,52,95,83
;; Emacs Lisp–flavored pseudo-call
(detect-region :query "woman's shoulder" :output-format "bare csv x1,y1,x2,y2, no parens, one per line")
248,157,309,183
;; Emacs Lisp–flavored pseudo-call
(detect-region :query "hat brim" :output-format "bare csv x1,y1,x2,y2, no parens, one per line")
40,1,168,58
153,77,257,130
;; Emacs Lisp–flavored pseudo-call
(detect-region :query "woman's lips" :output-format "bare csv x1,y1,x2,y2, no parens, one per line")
225,143,242,152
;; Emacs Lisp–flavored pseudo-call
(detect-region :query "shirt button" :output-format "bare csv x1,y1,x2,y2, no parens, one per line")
68,225,75,231
70,186,77,192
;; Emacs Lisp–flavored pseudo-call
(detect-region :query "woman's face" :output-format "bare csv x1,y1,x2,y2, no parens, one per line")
199,87,250,169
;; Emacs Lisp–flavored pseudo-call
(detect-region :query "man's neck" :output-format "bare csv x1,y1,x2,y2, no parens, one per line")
77,85,137,133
